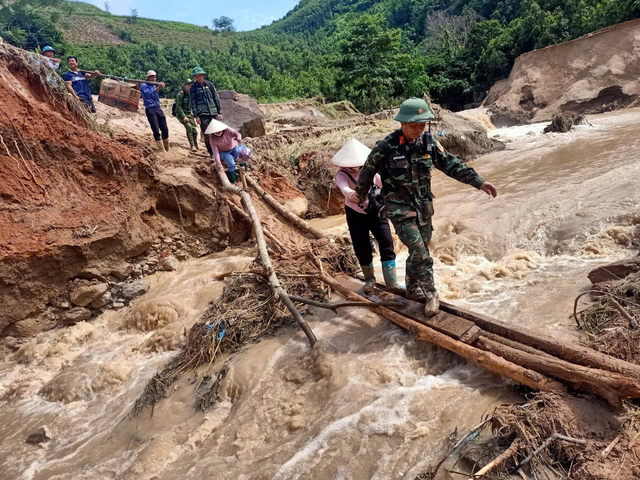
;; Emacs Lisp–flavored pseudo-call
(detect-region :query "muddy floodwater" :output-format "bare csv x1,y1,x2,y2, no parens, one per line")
1,108,640,479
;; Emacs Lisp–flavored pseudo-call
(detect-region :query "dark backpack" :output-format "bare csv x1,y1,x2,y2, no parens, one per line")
342,171,384,216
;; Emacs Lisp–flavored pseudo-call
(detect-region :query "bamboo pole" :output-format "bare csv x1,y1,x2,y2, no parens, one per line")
321,273,567,394
246,175,328,240
289,295,402,312
223,197,288,253
216,168,316,346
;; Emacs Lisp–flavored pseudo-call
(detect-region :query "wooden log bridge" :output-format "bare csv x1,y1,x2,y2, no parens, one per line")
324,274,640,406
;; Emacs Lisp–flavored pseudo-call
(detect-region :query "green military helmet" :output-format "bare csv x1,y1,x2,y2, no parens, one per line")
394,98,435,123
185,78,193,84
192,66,206,75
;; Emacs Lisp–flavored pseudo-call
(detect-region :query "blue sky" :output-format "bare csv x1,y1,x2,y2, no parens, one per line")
78,0,300,31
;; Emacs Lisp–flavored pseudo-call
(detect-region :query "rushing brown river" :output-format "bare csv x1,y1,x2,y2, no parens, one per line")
1,108,639,479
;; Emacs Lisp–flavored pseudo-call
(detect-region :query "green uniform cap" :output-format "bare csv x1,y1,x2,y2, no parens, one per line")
192,66,206,75
394,98,435,123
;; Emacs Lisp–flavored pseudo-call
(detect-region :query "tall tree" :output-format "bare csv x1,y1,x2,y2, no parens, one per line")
127,8,138,24
0,0,64,49
212,16,235,33
334,14,404,113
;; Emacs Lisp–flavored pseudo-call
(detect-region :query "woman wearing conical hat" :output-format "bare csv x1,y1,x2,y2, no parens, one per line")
333,138,399,293
205,119,249,184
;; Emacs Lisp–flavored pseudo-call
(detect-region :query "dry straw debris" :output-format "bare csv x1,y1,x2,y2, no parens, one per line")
575,272,640,364
132,240,358,415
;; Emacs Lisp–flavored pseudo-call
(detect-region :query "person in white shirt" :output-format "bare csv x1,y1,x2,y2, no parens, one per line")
333,138,399,294
41,46,60,71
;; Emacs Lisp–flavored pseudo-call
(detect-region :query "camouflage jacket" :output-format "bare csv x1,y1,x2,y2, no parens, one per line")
356,129,484,222
175,90,193,119
189,80,221,118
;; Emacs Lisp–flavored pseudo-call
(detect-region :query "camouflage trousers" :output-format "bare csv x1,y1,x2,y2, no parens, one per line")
391,216,435,293
181,115,198,136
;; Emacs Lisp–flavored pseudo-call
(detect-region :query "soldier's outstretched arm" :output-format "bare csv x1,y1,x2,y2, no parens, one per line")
355,141,385,199
432,139,485,189
433,139,498,197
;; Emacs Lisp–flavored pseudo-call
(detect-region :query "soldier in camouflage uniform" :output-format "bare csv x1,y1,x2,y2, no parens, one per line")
190,66,222,156
175,79,199,151
354,98,497,317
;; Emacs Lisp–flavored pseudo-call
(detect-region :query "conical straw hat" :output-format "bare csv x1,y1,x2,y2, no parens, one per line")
204,119,229,134
331,138,371,167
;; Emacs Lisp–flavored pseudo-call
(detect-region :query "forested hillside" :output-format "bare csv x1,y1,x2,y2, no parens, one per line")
1,0,639,111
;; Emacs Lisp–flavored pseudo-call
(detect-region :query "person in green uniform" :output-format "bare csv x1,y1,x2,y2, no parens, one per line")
190,66,222,156
175,79,199,151
354,98,498,317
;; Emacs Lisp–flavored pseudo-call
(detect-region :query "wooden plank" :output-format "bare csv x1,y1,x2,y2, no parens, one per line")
459,325,482,344
426,314,477,340
356,283,480,344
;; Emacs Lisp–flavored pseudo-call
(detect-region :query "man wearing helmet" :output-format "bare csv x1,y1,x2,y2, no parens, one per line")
354,98,498,317
190,66,222,156
41,46,60,71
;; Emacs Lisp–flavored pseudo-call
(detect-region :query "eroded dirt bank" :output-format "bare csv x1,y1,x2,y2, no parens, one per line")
484,19,640,126
0,44,244,337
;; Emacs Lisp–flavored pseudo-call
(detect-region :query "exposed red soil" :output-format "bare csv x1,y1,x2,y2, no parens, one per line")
0,44,231,333
257,171,306,204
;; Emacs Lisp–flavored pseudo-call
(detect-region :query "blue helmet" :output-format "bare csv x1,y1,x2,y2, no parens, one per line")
42,46,55,53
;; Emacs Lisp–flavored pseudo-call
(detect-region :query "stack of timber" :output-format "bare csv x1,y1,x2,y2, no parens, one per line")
322,274,640,406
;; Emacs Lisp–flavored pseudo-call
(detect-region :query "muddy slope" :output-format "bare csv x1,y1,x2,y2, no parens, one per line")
483,19,640,126
0,44,232,334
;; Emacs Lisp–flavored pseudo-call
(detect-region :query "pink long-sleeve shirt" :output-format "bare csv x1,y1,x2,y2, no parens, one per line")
210,127,242,170
336,167,382,215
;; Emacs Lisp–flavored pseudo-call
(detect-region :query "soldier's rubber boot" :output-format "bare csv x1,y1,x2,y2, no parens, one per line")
361,262,376,294
191,131,199,151
163,139,170,152
187,132,196,151
406,275,426,302
424,291,440,317
226,170,237,184
155,140,165,152
381,260,402,292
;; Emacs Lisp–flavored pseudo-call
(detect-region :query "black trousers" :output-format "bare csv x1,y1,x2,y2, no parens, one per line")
80,96,96,113
345,206,396,266
200,115,215,155
145,106,169,141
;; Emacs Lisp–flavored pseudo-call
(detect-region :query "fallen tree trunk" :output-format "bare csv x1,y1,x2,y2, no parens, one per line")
216,168,317,346
474,336,640,406
441,301,640,381
246,175,327,240
321,273,567,394
223,197,288,253
366,277,640,380
364,276,640,380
